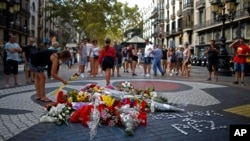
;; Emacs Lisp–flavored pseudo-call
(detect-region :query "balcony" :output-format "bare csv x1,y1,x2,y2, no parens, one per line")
38,24,43,29
165,18,170,23
150,7,158,19
183,23,193,32
171,0,175,6
177,10,182,17
177,27,183,33
193,8,249,31
166,3,169,9
171,28,176,34
196,0,205,10
183,1,194,9
20,8,30,17
166,31,170,37
171,14,176,20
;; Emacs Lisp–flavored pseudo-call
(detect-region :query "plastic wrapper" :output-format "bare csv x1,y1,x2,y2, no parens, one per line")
119,105,140,136
152,101,185,112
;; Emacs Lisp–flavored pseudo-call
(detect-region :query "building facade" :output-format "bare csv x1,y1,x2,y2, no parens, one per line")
193,0,250,56
142,0,250,56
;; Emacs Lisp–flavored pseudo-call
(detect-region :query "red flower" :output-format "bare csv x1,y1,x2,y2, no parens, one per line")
57,91,67,103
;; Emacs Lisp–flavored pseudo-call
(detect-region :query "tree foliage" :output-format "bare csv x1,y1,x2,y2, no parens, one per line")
46,0,141,44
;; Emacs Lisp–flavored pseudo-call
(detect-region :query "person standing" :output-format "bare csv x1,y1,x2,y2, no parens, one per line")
67,47,74,69
122,46,129,73
98,38,116,87
79,38,88,77
112,40,123,77
30,50,71,102
175,46,184,76
22,37,37,84
205,40,219,81
131,44,138,76
167,47,175,76
4,34,22,87
182,42,191,78
86,38,93,74
90,39,100,77
161,45,168,73
137,49,143,68
143,39,154,77
152,45,164,76
229,37,250,85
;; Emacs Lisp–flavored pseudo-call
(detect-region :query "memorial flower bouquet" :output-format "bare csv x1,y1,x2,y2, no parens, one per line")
40,103,73,125
118,81,134,93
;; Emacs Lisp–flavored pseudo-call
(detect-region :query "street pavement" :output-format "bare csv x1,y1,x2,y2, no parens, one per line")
0,63,249,141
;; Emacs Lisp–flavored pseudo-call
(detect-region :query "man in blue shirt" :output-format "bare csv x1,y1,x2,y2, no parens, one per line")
152,45,164,76
4,34,22,87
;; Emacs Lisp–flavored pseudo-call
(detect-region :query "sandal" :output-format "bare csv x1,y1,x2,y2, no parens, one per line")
36,98,41,101
39,98,52,102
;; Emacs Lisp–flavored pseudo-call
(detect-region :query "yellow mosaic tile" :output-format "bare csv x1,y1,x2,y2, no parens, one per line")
224,104,250,118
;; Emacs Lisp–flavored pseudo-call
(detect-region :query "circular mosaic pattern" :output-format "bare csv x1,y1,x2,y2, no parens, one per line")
113,81,192,92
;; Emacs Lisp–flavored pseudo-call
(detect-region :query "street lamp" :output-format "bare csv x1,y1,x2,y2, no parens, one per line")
210,0,238,76
0,0,21,42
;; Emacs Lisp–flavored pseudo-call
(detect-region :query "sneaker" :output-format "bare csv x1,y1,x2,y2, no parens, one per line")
233,81,239,84
81,73,85,78
206,78,211,81
106,84,115,89
50,77,54,80
146,74,150,77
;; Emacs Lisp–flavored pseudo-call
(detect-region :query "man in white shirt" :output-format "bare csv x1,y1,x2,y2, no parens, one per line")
143,39,154,77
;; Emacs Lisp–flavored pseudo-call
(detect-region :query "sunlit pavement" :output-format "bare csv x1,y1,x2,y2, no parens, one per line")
0,64,249,141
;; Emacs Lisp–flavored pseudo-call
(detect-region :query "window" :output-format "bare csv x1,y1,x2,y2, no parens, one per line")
32,2,36,11
199,10,204,24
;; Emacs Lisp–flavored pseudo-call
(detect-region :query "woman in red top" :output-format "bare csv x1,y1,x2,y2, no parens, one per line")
229,37,250,85
98,38,116,87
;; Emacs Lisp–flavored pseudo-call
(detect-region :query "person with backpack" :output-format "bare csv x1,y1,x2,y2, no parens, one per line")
22,37,37,84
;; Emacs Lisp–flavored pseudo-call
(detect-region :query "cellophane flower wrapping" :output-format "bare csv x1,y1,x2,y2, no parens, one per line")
40,103,72,125
118,104,140,136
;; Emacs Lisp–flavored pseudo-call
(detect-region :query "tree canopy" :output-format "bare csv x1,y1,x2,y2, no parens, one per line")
46,0,141,44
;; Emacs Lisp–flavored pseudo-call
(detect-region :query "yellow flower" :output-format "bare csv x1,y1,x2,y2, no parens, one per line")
68,97,73,103
101,95,115,107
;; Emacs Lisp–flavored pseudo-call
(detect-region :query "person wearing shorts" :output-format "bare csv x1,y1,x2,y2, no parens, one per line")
98,38,116,87
30,50,71,102
205,40,219,81
143,39,154,77
229,37,250,85
4,34,22,87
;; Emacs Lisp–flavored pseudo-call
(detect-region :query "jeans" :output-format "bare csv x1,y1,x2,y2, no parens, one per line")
153,58,163,75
